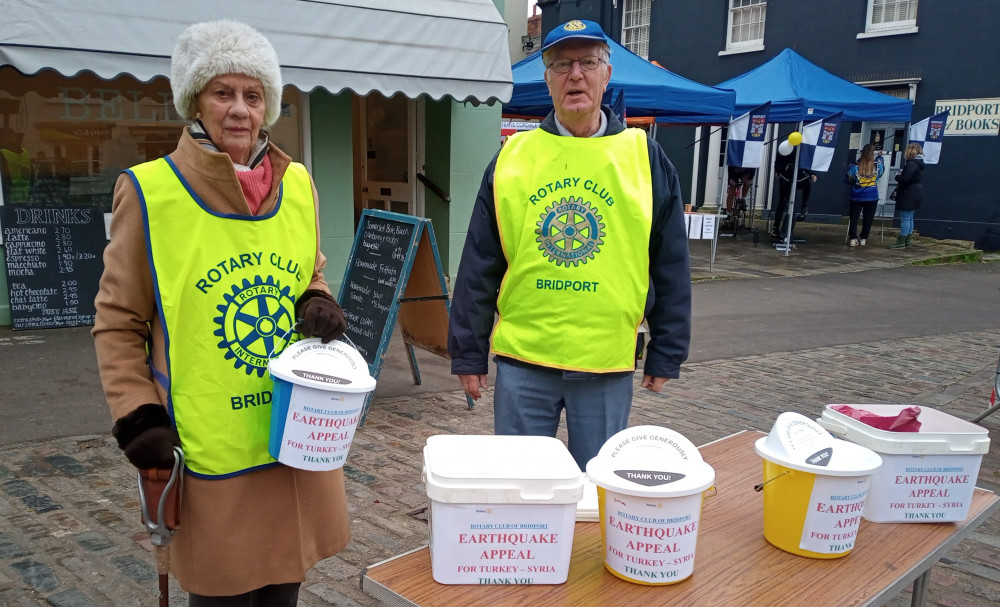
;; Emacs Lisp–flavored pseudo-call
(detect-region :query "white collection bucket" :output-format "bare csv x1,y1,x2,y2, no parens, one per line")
586,426,715,585
268,338,375,471
818,404,990,522
422,435,584,585
755,412,882,558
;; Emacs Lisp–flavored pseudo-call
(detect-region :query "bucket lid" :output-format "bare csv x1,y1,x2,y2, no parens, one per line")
755,412,882,476
269,338,376,393
818,404,991,455
586,426,716,498
423,435,585,504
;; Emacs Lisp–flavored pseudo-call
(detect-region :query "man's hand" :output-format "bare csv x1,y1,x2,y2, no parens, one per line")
811,174,818,182
641,375,669,392
459,374,489,400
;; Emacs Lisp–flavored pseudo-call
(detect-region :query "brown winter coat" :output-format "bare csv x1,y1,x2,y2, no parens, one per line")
92,130,350,596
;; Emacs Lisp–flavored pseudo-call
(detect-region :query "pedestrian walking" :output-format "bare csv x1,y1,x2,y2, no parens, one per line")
845,143,885,246
888,143,925,249
447,19,692,471
92,20,349,605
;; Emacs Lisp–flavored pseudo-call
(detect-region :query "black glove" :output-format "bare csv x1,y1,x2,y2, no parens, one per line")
112,403,181,469
296,289,347,343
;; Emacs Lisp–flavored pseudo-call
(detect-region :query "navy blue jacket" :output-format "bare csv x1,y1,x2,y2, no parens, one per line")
447,107,692,379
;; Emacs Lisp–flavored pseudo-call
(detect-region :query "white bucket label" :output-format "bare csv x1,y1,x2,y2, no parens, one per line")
869,456,979,521
277,389,362,470
603,490,702,583
800,475,871,553
431,503,574,584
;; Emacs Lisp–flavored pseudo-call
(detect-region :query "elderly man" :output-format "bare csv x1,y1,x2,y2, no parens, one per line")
447,19,691,470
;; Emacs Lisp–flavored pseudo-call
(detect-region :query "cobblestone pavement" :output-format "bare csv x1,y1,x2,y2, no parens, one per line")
1,327,998,606
1,222,997,606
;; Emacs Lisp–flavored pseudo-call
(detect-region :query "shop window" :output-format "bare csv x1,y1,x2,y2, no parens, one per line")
865,0,918,33
0,67,302,212
724,0,766,53
621,0,652,60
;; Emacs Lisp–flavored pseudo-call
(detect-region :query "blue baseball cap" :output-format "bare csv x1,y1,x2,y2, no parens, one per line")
541,19,608,52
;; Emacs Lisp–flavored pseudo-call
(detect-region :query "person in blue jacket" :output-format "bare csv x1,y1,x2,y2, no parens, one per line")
447,20,692,471
845,143,885,246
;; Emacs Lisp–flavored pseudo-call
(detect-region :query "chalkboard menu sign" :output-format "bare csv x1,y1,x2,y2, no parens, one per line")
338,209,456,424
339,213,417,365
1,205,106,330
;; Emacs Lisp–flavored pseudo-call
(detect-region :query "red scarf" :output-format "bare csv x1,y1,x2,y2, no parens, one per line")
235,154,273,215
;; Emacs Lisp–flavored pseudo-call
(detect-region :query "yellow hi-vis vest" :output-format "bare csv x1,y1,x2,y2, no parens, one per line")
1,148,31,203
128,157,316,478
491,127,652,372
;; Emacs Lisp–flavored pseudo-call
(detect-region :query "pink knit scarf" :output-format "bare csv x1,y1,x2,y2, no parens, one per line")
236,155,272,215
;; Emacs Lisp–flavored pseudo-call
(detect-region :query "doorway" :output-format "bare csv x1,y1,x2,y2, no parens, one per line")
862,122,906,204
356,93,418,217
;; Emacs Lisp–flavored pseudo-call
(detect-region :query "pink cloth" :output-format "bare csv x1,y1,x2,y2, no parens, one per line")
235,155,272,215
831,405,922,432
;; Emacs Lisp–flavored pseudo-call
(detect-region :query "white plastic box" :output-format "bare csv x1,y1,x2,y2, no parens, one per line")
422,435,584,585
818,404,990,523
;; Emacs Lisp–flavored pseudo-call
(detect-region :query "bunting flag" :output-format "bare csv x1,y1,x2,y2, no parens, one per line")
798,111,843,172
725,103,770,168
908,110,948,164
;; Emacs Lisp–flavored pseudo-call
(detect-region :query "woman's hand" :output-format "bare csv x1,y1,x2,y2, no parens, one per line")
296,289,347,343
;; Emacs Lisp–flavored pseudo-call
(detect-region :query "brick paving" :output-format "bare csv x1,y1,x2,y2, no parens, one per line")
1,224,997,606
0,328,997,606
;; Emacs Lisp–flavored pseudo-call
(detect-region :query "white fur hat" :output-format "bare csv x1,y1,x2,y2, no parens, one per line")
171,20,283,128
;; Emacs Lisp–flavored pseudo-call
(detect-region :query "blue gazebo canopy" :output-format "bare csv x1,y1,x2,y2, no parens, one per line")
505,37,735,124
716,48,912,123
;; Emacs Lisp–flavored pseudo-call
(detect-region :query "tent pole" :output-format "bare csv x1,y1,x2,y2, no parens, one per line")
763,123,777,235
690,126,702,209
781,120,804,257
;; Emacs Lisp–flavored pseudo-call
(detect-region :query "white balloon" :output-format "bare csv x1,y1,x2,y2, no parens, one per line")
778,140,794,156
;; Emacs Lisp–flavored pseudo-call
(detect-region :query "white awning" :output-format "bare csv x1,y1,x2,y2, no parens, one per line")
0,0,513,104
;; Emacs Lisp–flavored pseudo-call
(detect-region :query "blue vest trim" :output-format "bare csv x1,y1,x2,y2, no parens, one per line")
185,460,280,480
127,166,178,420
163,156,284,221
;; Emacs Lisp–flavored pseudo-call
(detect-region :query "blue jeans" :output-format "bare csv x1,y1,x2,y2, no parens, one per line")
494,359,633,471
898,209,915,236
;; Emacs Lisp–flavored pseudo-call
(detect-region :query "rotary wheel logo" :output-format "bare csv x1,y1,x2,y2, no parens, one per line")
213,275,296,376
535,197,605,266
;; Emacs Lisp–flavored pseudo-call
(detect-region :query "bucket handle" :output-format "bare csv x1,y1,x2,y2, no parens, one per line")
267,322,363,362
754,470,789,492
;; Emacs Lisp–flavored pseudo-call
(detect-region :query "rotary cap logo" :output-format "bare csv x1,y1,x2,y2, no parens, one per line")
564,20,586,31
535,197,605,266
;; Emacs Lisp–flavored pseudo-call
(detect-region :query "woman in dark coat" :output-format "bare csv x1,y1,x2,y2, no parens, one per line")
888,143,925,248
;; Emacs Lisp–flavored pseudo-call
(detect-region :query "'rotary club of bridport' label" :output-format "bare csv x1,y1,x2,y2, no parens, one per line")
430,503,576,584
602,490,703,583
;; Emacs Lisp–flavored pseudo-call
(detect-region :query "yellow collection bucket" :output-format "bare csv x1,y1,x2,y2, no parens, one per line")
760,459,853,558
755,413,882,559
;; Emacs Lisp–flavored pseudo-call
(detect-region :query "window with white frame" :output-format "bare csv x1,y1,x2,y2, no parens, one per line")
621,0,651,60
726,0,766,51
865,0,918,32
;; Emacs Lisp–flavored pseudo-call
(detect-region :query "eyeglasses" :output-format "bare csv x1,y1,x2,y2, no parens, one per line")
547,56,604,74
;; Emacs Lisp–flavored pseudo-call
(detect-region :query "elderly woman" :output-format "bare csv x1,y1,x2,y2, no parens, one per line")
92,21,349,605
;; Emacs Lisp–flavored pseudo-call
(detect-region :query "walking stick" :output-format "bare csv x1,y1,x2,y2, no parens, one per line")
137,447,184,607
